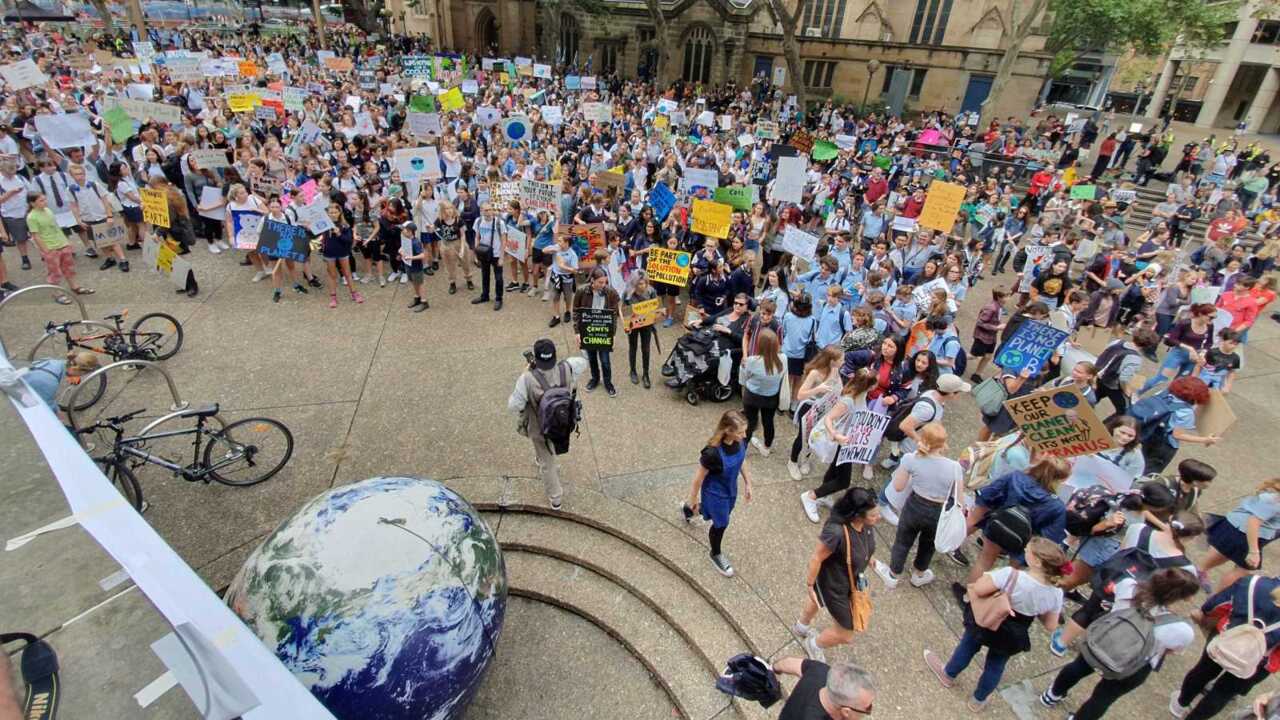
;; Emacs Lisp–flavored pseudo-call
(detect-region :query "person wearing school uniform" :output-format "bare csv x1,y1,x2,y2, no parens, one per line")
67,164,128,272
682,410,755,577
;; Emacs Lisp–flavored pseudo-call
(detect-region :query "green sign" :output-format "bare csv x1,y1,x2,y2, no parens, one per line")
409,94,436,113
811,140,839,161
714,185,754,212
1070,184,1097,200
104,106,135,143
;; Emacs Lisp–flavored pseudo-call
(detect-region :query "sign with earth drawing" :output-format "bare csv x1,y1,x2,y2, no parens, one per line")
994,319,1069,375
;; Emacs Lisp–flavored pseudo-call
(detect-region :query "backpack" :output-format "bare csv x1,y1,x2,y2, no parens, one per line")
961,432,1021,490
1206,576,1280,678
1090,526,1187,602
884,396,937,443
972,375,1009,417
1096,342,1138,389
802,318,820,361
532,362,581,455
1129,393,1179,443
985,505,1033,553
942,335,968,376
1065,485,1122,539
1081,608,1183,680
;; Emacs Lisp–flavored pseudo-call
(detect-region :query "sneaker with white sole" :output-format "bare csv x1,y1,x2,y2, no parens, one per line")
207,243,221,254
803,634,826,662
399,274,408,284
923,649,954,689
252,270,269,282
1168,689,1190,719
862,463,875,480
873,559,898,589
910,569,936,587
800,458,813,475
1048,627,1068,657
791,622,814,639
880,453,901,470
800,492,820,523
816,495,835,508
710,553,734,577
1040,689,1064,709
750,437,771,457
879,503,900,526
788,460,802,481
217,240,231,251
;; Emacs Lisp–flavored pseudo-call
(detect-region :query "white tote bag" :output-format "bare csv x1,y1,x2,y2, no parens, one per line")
933,467,968,554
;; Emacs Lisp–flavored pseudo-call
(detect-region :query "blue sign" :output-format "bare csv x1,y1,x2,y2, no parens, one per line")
565,75,581,91
647,183,676,222
994,319,1070,374
257,219,310,262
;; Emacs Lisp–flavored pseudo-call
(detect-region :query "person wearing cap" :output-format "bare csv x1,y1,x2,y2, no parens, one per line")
507,338,588,510
879,372,969,470
771,658,876,720
399,221,429,312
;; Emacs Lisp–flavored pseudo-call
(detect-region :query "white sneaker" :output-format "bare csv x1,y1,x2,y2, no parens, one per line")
788,460,802,481
340,276,348,286
750,437,771,457
399,273,408,284
800,492,820,523
379,276,387,287
252,270,268,282
358,275,369,284
217,240,231,250
1168,690,1190,719
803,634,826,662
879,503,900,526
817,495,835,508
910,569,936,588
387,272,399,282
862,463,874,480
528,284,540,297
791,622,814,639
207,243,221,254
873,559,898,589
800,458,813,475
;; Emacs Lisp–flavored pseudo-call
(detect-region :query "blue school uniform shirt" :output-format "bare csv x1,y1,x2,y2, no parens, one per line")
781,312,817,359
814,302,849,349
798,269,845,306
840,268,866,308
889,299,918,329
928,332,962,375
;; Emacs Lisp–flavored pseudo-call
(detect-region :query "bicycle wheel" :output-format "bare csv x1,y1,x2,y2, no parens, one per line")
61,373,107,412
203,418,294,487
130,312,184,361
95,458,144,512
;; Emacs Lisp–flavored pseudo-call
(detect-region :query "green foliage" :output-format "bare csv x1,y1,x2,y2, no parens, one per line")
1044,0,1241,65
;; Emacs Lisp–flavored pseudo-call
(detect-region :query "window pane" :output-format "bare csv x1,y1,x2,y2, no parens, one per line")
823,62,835,87
910,69,927,97
909,0,929,43
932,0,954,44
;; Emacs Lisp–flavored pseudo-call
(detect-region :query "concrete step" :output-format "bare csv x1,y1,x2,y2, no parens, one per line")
485,510,773,720
504,549,737,720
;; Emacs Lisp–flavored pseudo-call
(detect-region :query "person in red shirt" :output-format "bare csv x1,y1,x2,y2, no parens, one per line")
1024,168,1054,213
864,169,888,205
902,187,926,219
1219,275,1261,332
1206,208,1248,244
1090,133,1118,180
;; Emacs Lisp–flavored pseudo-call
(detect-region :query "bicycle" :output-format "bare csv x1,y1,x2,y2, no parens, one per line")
33,310,185,411
76,404,294,512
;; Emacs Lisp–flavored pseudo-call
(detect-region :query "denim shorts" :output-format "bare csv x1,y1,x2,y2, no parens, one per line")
1076,534,1123,568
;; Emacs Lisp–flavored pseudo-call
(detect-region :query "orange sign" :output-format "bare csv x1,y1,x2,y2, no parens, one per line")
238,61,259,78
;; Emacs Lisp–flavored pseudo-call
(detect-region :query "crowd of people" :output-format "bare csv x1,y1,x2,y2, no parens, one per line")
7,17,1280,720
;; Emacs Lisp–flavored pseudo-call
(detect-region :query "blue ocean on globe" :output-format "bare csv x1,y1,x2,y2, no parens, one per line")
227,476,506,720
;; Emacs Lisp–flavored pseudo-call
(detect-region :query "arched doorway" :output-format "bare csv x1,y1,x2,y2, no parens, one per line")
560,13,579,66
682,26,714,83
475,8,498,55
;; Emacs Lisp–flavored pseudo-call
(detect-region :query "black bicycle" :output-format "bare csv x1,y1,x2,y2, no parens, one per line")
77,405,294,512
34,310,185,411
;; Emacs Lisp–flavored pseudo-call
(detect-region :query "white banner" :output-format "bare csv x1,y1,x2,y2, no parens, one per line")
770,156,807,204
393,146,441,182
33,114,94,149
781,226,819,262
1,59,49,90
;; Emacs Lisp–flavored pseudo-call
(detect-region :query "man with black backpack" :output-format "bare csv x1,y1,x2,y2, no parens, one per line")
1093,328,1159,417
508,338,587,510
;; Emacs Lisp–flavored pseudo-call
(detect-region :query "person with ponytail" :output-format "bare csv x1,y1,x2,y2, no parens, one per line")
682,410,754,578
1040,568,1200,719
923,537,1069,712
799,369,887,523
874,422,963,589
963,456,1071,587
787,346,844,481
793,488,882,662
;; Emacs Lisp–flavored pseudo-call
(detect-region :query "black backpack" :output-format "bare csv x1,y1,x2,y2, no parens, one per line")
884,396,937,442
985,505,1033,553
1065,485,1122,539
1090,526,1187,602
1095,342,1138,389
533,362,581,455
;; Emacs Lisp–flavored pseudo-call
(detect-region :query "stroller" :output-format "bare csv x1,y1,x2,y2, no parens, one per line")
659,327,735,406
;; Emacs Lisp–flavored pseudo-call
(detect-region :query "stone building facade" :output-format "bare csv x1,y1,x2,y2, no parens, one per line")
383,0,1114,119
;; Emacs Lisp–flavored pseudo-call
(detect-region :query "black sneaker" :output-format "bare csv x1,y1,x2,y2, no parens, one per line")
239,257,252,266
272,289,281,303
99,257,117,270
293,284,308,294
946,548,971,567
504,282,519,292
681,503,695,523
20,257,31,270
630,371,639,385
84,247,99,259
424,267,435,276
549,315,561,327
0,281,18,291
1039,690,1063,709
493,299,503,311
969,373,982,384
408,298,422,309
466,279,475,291
520,283,530,293
710,553,735,577
119,261,129,273
642,375,651,389
431,261,439,271
470,296,489,305
448,282,457,295
562,311,571,323
412,300,428,312
606,386,618,398
585,379,599,392
307,276,322,288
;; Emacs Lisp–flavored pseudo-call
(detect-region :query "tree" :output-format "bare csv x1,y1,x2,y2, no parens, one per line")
764,0,811,114
641,0,670,83
339,0,386,34
312,0,327,46
980,0,1240,126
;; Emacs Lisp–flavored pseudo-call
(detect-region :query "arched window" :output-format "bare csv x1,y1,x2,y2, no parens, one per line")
682,26,713,83
560,13,579,65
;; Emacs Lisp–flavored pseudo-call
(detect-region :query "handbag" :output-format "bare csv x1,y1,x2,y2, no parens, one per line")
934,468,968,554
1207,576,1280,678
843,525,871,633
968,569,1019,631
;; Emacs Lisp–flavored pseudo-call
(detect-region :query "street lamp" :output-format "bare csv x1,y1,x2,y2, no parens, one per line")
862,58,880,113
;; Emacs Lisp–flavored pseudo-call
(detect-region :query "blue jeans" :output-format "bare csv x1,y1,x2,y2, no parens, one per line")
1138,346,1197,395
944,626,1010,702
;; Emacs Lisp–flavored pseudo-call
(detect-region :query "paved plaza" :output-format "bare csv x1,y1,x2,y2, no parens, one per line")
4,238,1280,719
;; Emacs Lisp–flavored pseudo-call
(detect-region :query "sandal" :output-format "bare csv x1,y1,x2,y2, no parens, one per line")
72,287,95,295
54,296,73,305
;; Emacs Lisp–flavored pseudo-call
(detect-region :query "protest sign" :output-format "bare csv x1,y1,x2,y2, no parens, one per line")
590,169,625,189
143,238,197,293
647,182,676,221
233,214,263,250
837,409,892,465
801,389,842,444
577,308,616,350
140,188,169,228
541,106,563,125
502,225,528,262
1111,189,1137,204
714,185,753,212
892,216,918,234
623,298,661,331
91,219,127,249
1070,184,1097,200
917,181,966,232
0,59,47,90
227,93,257,113
33,114,94,150
835,134,857,150
238,60,259,78
438,87,464,111
402,55,432,77
354,112,376,136
1004,385,1116,458
812,140,839,161
520,179,559,213
197,186,224,221
1190,286,1222,305
113,98,185,126
1069,453,1138,494
283,86,308,113
580,102,612,123
647,247,692,287
493,181,521,205
911,277,949,309
558,223,606,266
681,168,719,198
166,57,203,82
691,199,732,239
770,156,807,203
255,105,277,121
191,148,230,170
780,226,819,262
533,63,551,78
257,219,310,262
392,146,442,182
1197,389,1236,438
1019,246,1053,292
407,111,443,137
789,129,814,154
755,121,779,139
995,319,1070,374
323,57,353,72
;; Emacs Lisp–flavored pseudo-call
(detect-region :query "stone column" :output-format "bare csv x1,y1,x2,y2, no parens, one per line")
1246,66,1280,131
1144,57,1177,120
1196,4,1260,127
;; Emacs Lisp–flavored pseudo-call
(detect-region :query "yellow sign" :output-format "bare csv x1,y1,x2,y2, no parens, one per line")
156,240,176,273
624,298,661,331
690,199,732,239
647,247,692,287
438,87,464,112
917,181,966,233
498,72,510,85
140,188,170,228
654,115,669,130
227,92,258,113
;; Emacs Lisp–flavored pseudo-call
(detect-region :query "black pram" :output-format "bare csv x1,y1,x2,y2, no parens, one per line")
660,327,735,405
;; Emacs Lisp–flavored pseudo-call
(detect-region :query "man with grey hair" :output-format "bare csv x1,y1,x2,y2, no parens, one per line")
772,657,875,719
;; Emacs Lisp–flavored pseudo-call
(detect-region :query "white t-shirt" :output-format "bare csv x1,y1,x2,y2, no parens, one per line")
990,567,1063,617
1121,524,1197,576
0,174,30,218
899,391,943,454
71,181,110,223
898,452,962,503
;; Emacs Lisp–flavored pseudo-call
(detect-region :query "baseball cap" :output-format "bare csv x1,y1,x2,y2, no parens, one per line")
937,374,971,394
532,338,557,370
401,221,417,231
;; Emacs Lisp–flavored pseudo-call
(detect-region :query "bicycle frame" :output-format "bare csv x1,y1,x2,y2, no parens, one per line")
108,418,246,481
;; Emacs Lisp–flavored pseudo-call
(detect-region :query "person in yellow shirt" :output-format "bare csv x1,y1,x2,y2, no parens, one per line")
26,192,93,304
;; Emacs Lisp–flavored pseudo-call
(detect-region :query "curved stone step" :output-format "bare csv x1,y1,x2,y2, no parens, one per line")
504,550,733,720
484,511,773,720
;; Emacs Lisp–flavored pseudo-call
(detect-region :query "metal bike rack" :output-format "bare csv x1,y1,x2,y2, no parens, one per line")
66,359,188,436
0,284,89,361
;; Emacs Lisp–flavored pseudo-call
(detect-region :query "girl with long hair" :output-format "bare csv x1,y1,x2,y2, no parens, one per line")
787,345,843,481
800,369,887,523
739,328,790,457
682,410,755,577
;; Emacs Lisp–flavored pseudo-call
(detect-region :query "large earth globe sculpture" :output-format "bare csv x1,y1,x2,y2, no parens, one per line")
226,476,506,720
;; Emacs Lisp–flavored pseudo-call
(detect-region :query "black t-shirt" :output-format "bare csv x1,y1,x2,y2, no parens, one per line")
778,660,832,720
817,521,875,598
1203,347,1241,373
699,441,742,475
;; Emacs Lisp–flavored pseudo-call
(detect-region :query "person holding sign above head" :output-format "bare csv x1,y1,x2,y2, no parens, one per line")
682,409,755,578
573,268,621,398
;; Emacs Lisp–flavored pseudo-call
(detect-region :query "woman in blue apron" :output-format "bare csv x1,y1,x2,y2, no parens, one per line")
682,410,754,577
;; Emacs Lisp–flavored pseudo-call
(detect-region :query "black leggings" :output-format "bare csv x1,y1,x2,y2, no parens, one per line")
628,327,654,375
1049,653,1153,720
889,494,943,575
743,403,776,448
709,526,726,556
1096,383,1130,418
1177,645,1270,720
813,458,853,499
